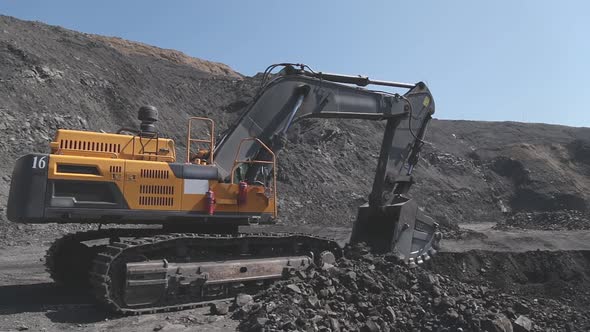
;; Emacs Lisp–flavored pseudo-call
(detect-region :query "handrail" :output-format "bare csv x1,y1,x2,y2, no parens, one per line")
132,153,176,162
186,117,215,164
230,138,277,218
56,141,175,162
56,148,119,159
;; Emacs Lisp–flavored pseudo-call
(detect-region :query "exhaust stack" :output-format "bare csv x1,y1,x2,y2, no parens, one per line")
138,105,158,136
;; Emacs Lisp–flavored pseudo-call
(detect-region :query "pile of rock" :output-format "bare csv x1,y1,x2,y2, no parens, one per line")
496,210,590,231
231,244,588,331
426,152,478,173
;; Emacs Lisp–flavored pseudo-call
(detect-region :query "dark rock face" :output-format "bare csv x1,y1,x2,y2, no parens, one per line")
514,315,533,332
235,294,254,307
210,302,229,315
236,245,590,331
490,157,530,186
496,210,590,230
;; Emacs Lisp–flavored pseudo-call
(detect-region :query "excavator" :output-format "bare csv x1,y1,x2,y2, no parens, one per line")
6,63,441,314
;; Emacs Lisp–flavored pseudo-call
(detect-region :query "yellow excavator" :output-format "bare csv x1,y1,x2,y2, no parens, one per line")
7,63,441,314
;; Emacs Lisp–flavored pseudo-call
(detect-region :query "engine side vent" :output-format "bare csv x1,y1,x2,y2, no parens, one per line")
139,185,174,195
60,139,121,153
56,164,100,175
110,165,122,174
140,169,170,179
138,196,174,207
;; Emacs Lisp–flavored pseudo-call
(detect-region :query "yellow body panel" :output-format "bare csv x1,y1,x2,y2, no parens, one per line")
123,160,183,211
180,183,275,214
46,128,276,219
48,154,126,193
47,155,276,217
52,129,176,162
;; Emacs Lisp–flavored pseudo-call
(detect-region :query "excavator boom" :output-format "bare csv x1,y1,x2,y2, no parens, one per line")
215,66,427,179
214,64,441,264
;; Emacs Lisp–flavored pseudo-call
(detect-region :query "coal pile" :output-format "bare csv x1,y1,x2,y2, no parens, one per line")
495,210,590,231
235,244,590,331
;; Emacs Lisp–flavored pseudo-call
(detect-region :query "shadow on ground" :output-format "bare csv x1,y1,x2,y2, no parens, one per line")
0,282,109,323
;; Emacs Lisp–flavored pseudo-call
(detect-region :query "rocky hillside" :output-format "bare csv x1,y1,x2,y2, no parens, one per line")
1,15,590,233
415,120,590,227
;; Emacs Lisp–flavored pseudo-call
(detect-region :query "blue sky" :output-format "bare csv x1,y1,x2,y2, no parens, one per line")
1,1,589,127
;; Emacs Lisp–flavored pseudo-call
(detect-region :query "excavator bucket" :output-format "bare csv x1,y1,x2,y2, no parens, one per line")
351,197,442,266
344,81,441,265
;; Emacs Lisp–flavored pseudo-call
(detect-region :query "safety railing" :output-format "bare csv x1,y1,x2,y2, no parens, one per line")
186,117,215,165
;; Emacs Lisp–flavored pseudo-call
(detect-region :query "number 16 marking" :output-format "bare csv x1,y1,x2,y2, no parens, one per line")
32,156,47,169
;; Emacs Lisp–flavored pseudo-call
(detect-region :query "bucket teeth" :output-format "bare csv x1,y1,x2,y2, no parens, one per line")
404,245,439,267
433,232,443,250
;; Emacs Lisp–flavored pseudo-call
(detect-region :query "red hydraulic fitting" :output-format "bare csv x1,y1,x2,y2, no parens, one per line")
206,188,216,215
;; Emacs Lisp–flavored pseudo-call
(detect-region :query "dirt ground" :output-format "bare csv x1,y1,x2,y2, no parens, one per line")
442,222,590,252
0,244,238,332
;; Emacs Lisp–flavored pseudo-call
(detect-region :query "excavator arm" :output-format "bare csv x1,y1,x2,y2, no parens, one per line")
214,64,441,265
215,65,427,179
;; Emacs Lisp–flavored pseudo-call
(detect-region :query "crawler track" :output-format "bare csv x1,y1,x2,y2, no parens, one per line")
47,230,341,315
45,229,163,286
